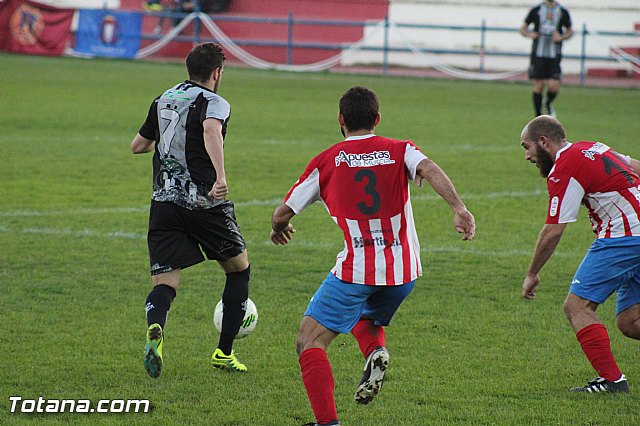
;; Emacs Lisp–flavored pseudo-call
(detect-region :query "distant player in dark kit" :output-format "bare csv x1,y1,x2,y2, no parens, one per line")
131,42,251,377
520,0,573,117
520,115,640,393
271,86,476,425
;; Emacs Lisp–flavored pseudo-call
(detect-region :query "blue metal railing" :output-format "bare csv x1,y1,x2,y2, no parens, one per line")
139,9,640,84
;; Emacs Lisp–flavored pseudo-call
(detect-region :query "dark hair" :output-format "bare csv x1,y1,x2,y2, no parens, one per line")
526,115,566,144
339,86,379,132
186,43,226,82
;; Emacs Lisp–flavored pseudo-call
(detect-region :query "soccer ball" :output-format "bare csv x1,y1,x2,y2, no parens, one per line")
213,298,258,339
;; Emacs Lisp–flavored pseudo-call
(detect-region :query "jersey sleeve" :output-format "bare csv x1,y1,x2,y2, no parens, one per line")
138,98,158,140
524,7,537,25
203,94,230,123
404,141,428,180
560,8,572,29
546,177,585,224
546,154,585,224
613,151,632,166
284,159,321,214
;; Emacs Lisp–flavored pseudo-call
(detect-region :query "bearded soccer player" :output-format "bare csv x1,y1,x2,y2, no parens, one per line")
520,115,640,393
131,43,250,377
270,86,476,426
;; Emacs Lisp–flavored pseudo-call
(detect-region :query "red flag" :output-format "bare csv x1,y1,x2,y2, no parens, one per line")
0,0,74,56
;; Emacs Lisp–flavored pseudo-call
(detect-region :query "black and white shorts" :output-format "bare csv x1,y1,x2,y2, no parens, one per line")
529,56,562,80
147,200,246,276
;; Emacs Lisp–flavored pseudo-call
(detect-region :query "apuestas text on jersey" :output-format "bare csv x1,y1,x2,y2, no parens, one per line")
335,150,395,168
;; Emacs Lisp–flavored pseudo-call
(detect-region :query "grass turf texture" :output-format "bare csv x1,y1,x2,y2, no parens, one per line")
1,52,639,425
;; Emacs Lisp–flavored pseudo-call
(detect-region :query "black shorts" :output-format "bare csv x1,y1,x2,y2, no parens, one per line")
529,57,562,80
147,200,246,275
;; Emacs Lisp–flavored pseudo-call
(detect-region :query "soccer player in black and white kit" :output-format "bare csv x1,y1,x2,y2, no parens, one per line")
520,0,573,117
131,43,250,377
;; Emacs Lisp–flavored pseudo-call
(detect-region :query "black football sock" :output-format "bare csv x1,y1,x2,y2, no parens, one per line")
217,265,250,355
145,284,176,329
546,90,557,110
533,92,543,116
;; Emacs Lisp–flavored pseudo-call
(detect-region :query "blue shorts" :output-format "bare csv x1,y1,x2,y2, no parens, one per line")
570,237,640,315
304,273,415,334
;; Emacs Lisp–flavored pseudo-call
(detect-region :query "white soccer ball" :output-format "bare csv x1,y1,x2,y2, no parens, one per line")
214,298,258,339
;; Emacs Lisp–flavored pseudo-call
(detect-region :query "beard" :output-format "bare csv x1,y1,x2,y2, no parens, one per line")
536,144,555,177
340,126,345,137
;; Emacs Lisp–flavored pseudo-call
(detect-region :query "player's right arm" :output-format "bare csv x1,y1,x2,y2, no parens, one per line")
132,99,158,154
415,158,476,240
523,155,581,299
131,134,155,154
520,8,538,39
271,204,296,245
520,23,537,39
271,157,323,245
203,118,227,199
522,223,567,300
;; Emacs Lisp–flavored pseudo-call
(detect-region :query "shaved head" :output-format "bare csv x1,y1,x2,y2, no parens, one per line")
522,115,566,146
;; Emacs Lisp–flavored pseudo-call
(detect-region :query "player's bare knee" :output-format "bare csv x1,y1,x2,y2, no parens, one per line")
296,323,311,355
616,315,640,340
616,319,635,339
295,334,312,356
295,326,327,355
152,270,180,289
562,297,576,320
219,251,249,273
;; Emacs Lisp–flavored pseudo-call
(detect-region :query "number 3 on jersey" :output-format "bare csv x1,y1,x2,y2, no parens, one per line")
159,108,180,155
354,169,381,215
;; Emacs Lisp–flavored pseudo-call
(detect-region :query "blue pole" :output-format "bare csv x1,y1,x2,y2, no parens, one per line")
287,12,294,66
580,23,587,85
194,0,201,45
480,18,486,73
383,16,389,75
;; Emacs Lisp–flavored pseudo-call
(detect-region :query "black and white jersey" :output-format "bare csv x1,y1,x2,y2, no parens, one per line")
139,81,230,210
524,2,572,59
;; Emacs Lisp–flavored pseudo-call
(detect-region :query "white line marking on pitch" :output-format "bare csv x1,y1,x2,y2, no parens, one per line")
0,190,545,218
1,224,580,259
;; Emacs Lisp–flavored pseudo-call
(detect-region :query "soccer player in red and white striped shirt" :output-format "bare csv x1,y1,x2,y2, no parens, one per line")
271,86,475,426
520,115,640,394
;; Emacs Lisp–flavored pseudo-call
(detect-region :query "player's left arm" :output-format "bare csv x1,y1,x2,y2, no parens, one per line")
131,133,155,154
415,158,475,240
522,223,567,300
553,9,573,42
553,26,573,42
271,204,297,245
203,118,227,199
629,158,640,175
612,150,640,177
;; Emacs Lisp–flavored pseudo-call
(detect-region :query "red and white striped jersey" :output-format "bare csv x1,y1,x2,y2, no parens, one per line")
546,141,640,238
284,134,428,286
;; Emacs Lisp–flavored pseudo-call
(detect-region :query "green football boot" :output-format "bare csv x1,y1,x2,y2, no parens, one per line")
211,348,247,372
143,323,164,378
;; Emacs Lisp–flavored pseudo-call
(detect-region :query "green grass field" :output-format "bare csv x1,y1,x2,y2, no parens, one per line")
1,52,639,425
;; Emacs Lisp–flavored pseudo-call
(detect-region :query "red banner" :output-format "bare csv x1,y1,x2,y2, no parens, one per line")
0,0,74,56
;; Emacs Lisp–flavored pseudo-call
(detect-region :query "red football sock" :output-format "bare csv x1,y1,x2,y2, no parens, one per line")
299,348,338,425
352,319,386,359
576,323,622,382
